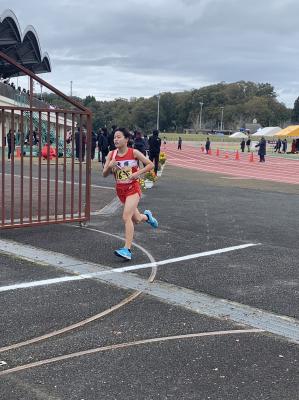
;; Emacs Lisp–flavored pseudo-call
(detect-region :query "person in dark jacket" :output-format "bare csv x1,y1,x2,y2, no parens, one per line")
178,136,182,150
255,136,266,162
134,131,146,155
98,127,109,166
240,138,246,152
108,125,117,151
148,129,161,174
134,131,146,167
75,126,86,162
205,137,210,154
7,129,16,160
274,138,282,153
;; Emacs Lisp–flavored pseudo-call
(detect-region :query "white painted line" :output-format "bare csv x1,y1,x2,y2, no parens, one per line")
0,240,298,343
0,275,83,292
113,243,260,273
0,242,259,293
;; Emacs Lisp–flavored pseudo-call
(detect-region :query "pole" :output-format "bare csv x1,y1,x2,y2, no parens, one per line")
199,102,204,130
220,107,224,131
70,81,73,97
157,93,160,130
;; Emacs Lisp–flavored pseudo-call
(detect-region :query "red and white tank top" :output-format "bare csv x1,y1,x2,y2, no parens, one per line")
113,148,138,185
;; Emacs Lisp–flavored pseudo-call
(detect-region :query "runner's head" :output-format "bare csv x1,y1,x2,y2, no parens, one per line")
114,128,130,148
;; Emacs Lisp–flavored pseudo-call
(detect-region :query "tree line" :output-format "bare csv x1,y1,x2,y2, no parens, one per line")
42,81,298,133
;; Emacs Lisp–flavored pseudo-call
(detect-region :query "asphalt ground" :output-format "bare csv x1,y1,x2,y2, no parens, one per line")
0,159,298,399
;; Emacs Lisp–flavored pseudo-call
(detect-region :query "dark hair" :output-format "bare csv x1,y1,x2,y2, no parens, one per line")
153,129,159,136
102,127,108,134
115,127,131,139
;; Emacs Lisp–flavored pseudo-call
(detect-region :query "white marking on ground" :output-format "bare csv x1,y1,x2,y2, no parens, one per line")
0,241,259,292
0,239,298,343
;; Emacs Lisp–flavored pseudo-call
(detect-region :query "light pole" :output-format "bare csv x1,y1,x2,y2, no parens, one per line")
156,93,160,130
220,106,224,131
199,102,204,130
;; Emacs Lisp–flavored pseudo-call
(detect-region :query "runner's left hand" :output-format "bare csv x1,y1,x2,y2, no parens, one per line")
129,172,139,180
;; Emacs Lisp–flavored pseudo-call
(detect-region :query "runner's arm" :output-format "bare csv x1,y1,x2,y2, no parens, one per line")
103,151,117,177
131,149,154,179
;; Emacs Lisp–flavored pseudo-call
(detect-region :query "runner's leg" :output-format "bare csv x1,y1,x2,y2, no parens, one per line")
132,208,148,224
123,193,140,249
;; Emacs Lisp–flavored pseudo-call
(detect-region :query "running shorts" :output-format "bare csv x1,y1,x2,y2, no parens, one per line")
116,181,141,204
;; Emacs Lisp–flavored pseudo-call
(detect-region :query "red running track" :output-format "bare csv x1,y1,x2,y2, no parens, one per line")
164,143,299,185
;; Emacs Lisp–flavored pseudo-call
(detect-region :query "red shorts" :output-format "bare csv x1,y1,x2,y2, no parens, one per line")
116,181,141,204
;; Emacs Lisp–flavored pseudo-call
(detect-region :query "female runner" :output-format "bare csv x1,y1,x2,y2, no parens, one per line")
103,128,158,260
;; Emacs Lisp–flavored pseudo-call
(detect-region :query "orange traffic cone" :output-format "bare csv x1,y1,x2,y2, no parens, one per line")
249,152,254,162
208,149,212,155
235,150,240,160
16,148,21,158
225,152,229,159
216,148,220,156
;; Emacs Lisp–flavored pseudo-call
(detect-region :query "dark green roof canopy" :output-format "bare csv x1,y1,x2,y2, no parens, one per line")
0,9,51,78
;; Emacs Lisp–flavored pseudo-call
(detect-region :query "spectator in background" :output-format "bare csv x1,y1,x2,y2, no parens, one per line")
134,131,146,166
143,133,149,156
246,137,251,152
291,139,296,154
41,142,57,160
98,127,109,167
108,125,117,151
205,137,211,154
255,136,266,162
149,129,161,175
274,138,282,153
178,136,182,150
163,136,167,150
282,138,287,154
7,129,15,160
75,126,86,162
240,138,246,152
134,131,146,155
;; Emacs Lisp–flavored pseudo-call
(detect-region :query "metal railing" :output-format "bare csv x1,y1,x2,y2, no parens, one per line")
0,81,51,109
0,51,92,229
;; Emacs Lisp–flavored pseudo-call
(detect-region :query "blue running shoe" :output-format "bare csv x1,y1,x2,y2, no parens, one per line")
144,210,158,228
114,247,132,260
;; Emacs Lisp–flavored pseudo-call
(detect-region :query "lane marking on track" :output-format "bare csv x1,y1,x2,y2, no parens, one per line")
0,329,263,376
0,241,259,292
0,239,298,343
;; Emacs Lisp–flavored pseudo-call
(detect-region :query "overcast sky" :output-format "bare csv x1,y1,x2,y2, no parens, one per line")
2,0,299,107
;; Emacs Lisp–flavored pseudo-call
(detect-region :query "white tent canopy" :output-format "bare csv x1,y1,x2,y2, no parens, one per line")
251,127,281,137
229,131,248,138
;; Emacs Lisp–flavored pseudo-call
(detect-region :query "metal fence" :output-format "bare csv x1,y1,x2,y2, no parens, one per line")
0,51,92,229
